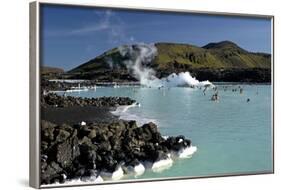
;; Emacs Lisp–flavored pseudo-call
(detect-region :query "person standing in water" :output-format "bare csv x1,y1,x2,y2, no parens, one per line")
211,91,219,101
240,87,243,94
203,86,207,96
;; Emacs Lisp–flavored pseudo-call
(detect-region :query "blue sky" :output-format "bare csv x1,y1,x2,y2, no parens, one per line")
41,4,272,71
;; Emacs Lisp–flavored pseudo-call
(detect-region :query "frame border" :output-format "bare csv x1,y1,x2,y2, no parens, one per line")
30,1,41,188
29,1,275,188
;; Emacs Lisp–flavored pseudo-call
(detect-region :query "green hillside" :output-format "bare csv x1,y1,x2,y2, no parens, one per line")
67,41,271,82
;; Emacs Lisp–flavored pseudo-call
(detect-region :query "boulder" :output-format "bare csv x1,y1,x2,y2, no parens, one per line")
88,129,97,139
142,122,158,134
54,129,71,143
41,161,63,184
56,130,80,169
127,120,138,129
163,136,191,151
41,120,56,142
78,125,92,138
98,141,112,152
78,138,97,167
109,136,122,150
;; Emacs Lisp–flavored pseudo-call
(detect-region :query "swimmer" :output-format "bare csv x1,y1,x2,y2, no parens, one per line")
240,88,243,94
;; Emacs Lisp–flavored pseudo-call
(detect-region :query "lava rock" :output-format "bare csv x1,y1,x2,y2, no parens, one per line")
40,119,193,185
56,131,80,169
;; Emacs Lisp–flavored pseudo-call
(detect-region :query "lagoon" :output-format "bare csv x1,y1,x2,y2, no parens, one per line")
59,84,273,180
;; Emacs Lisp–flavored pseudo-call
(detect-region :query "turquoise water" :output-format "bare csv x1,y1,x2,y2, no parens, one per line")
59,85,273,179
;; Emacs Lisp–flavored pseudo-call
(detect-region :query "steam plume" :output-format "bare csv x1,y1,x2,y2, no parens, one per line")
116,43,213,88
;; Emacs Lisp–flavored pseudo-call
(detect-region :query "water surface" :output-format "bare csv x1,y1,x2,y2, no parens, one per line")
59,84,273,179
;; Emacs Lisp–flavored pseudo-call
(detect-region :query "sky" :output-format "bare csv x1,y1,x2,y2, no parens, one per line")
41,4,272,71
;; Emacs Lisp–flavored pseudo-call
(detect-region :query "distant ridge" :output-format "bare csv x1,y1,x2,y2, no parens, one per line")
42,66,64,74
67,41,271,82
202,40,246,51
41,66,64,79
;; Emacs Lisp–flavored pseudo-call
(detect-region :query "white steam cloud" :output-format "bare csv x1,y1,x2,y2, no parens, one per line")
118,43,158,85
152,72,213,88
116,43,213,88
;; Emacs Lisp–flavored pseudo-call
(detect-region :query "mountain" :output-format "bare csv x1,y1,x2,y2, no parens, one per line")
41,66,64,79
67,41,271,82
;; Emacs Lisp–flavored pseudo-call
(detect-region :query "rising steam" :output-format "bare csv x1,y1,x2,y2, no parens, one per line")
116,43,213,88
118,43,158,85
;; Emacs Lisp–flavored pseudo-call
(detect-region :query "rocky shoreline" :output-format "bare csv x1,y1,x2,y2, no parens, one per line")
41,119,195,184
42,93,136,108
41,79,141,92
41,93,196,185
41,79,94,92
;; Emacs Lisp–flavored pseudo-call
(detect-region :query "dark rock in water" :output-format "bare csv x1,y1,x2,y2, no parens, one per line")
142,122,158,134
80,169,98,182
175,135,185,141
155,150,169,161
41,119,193,185
74,168,86,178
152,133,165,144
142,143,157,161
162,135,191,151
95,151,118,172
56,173,67,184
128,158,140,166
183,139,191,147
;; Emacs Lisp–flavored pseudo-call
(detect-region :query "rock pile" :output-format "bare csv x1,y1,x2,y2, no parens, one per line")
41,93,136,108
41,79,97,92
41,120,193,184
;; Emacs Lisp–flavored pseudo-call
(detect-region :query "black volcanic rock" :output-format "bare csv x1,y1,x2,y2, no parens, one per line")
41,93,136,108
40,119,194,184
56,130,80,169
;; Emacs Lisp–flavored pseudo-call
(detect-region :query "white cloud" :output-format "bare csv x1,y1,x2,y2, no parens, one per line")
69,9,113,35
46,9,137,47
46,9,111,36
69,22,109,35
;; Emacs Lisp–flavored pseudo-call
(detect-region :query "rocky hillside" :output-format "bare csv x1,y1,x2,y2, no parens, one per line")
41,66,64,79
67,41,271,82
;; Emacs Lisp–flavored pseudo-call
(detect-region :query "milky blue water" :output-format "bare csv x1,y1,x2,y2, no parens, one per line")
59,84,273,180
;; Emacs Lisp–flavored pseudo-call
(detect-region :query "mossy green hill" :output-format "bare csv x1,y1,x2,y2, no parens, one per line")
67,41,271,82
